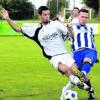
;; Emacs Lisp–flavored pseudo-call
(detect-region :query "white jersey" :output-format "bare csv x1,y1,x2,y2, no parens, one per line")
63,17,79,41
21,21,68,59
71,17,79,24
70,24,96,52
68,16,79,24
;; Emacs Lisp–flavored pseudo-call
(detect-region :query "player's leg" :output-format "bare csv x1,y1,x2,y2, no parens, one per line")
70,63,87,82
81,49,97,99
72,50,89,82
81,49,97,76
57,54,87,87
74,61,95,99
85,79,95,99
81,58,92,76
58,63,82,100
50,54,88,88
59,62,89,100
57,54,90,90
50,54,81,85
81,60,95,99
58,63,83,86
80,71,95,99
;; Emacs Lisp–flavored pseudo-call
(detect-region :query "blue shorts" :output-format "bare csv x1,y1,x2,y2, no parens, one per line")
74,48,97,70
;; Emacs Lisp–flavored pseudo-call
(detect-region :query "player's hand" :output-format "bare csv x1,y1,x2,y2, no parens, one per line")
66,23,72,28
0,8,9,20
66,23,74,37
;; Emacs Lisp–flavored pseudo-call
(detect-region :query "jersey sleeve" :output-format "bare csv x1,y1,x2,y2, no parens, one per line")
56,21,68,35
21,26,38,37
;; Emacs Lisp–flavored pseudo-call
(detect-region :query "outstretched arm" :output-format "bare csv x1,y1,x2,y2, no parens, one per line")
0,8,21,32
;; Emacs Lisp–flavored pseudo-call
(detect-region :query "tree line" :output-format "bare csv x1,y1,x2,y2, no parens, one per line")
0,0,100,20
0,0,34,20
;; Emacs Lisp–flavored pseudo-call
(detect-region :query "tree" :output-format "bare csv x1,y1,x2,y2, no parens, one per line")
47,0,67,18
84,0,99,14
0,0,34,20
98,0,100,16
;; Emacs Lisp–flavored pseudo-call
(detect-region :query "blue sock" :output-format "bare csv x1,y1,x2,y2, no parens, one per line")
81,62,91,75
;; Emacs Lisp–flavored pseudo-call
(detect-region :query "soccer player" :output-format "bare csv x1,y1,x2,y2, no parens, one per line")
65,7,80,40
67,7,99,62
0,6,89,91
62,9,97,99
67,7,79,24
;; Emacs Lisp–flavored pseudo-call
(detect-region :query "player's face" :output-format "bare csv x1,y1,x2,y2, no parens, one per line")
78,12,89,25
72,9,79,17
40,10,50,24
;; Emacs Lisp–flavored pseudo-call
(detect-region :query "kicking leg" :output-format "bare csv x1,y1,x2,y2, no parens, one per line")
58,62,81,85
81,58,95,99
58,62,89,90
70,63,88,82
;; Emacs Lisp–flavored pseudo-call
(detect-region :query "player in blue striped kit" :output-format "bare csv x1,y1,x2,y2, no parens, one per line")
70,9,97,99
61,9,97,100
71,9,97,77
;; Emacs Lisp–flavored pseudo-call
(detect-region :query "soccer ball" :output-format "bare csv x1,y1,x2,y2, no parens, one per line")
63,90,78,100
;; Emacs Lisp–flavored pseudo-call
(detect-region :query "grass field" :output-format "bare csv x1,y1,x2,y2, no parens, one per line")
0,35,100,100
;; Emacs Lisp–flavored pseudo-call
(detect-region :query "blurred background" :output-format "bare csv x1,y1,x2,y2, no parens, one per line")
0,0,100,35
0,0,100,20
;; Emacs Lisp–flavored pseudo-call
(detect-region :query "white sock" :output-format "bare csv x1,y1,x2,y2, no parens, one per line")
81,71,86,76
69,75,81,85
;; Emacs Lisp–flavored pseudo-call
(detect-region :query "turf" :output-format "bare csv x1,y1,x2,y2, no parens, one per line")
0,35,100,100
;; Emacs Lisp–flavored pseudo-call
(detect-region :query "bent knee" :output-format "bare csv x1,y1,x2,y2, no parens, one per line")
84,58,92,64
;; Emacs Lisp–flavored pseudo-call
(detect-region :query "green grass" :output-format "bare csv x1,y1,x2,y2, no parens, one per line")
0,36,100,100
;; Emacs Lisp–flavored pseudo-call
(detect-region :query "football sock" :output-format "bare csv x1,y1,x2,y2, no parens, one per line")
69,75,80,85
85,79,91,88
82,62,91,75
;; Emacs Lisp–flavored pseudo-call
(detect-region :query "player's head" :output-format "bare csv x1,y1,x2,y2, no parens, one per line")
78,9,89,25
72,7,79,17
38,6,50,24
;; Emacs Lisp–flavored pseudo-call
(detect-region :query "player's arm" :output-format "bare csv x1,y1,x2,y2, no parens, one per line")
0,8,21,32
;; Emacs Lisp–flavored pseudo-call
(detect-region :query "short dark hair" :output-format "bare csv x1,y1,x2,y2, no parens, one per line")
38,6,49,15
79,9,89,13
73,7,79,11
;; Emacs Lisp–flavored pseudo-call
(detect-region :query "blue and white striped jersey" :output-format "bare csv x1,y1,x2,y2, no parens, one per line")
70,24,96,52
